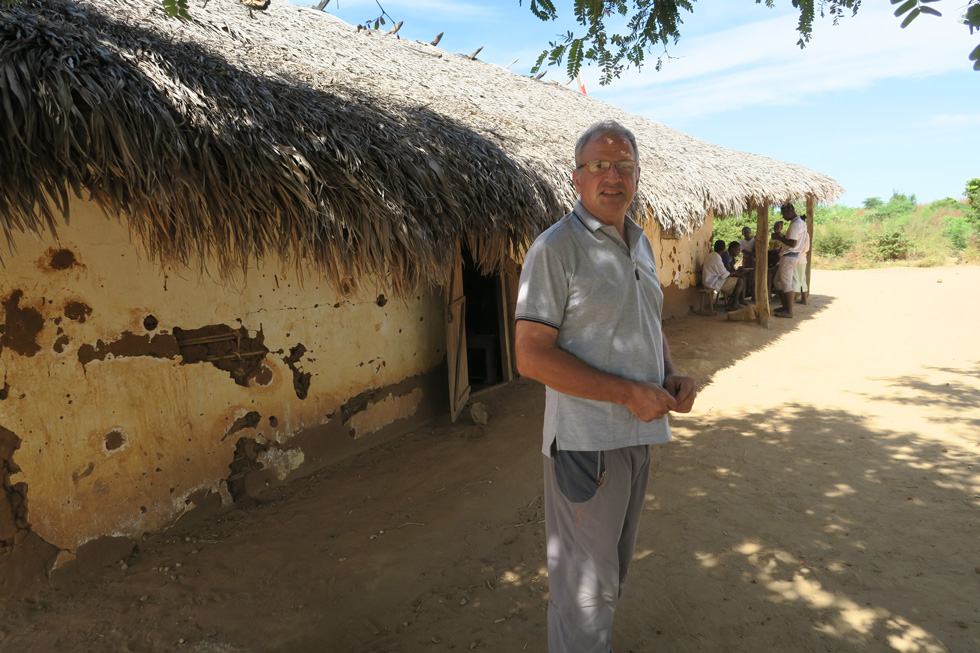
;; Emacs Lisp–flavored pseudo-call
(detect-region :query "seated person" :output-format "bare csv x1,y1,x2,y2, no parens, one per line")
723,241,751,277
703,240,746,311
738,226,756,268
721,241,740,273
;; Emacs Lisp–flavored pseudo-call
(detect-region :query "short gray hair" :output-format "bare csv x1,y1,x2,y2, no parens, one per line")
574,120,639,166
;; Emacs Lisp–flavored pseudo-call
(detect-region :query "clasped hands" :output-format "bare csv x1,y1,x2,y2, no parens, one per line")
625,373,697,422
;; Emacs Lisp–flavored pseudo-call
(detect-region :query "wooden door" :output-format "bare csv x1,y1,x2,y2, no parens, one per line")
445,251,470,422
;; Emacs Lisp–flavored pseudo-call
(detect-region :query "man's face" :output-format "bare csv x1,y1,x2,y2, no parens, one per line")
742,227,752,239
572,132,639,225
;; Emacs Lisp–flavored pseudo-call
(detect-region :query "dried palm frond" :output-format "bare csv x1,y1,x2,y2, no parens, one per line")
0,0,842,295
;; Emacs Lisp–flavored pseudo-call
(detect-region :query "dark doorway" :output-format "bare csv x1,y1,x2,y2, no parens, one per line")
461,247,506,392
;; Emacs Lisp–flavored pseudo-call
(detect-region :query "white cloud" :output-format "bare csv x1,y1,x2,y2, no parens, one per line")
929,113,980,127
590,7,976,124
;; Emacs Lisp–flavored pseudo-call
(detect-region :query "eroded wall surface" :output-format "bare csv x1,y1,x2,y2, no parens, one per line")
0,199,446,589
644,214,715,318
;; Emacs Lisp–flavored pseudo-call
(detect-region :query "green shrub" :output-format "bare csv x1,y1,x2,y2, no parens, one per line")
870,231,913,261
814,223,855,258
966,178,980,232
942,215,972,251
926,197,964,214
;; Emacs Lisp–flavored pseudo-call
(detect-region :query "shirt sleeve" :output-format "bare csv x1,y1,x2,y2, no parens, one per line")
788,219,807,252
515,238,568,330
702,251,728,290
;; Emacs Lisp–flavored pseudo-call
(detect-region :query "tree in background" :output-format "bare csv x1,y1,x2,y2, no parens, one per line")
966,178,980,232
863,191,917,222
524,0,980,83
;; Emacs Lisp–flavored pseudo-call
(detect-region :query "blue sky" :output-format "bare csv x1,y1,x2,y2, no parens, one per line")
312,1,978,207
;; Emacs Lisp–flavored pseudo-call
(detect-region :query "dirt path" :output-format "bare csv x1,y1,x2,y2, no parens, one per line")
2,267,979,653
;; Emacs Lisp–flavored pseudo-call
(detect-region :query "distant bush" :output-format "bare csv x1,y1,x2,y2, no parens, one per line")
942,215,972,251
813,223,855,258
870,231,913,261
966,178,980,232
926,197,964,213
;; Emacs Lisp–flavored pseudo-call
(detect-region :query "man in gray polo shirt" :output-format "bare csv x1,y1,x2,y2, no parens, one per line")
515,120,697,652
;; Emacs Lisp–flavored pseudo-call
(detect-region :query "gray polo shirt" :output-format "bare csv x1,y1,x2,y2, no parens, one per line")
516,200,671,456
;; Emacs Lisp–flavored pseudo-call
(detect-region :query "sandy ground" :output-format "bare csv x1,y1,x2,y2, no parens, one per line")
1,266,979,653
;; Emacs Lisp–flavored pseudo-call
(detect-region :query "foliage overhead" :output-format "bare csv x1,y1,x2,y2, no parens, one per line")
161,0,190,20
521,0,980,83
142,0,980,77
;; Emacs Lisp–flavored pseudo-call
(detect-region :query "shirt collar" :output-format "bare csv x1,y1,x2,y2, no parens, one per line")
572,200,643,249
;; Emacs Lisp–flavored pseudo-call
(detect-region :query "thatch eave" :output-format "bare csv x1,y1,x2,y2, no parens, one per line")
0,0,843,294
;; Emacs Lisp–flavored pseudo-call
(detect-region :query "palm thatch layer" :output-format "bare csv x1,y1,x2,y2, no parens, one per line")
0,0,843,293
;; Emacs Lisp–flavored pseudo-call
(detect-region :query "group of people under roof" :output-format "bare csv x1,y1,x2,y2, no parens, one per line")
701,203,811,317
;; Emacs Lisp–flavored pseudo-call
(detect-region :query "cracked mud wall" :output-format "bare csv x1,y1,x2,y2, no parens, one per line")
0,198,447,594
644,212,715,318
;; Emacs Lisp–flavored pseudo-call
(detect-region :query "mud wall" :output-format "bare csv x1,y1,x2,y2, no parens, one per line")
644,212,715,318
0,198,447,594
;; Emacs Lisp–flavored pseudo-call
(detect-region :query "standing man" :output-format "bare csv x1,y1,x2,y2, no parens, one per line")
514,120,697,652
793,212,811,305
771,203,807,318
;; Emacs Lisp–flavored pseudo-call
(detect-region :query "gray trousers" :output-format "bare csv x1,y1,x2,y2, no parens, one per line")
543,444,652,653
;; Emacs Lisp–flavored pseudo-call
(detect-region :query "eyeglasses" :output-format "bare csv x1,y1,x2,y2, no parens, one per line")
575,159,639,175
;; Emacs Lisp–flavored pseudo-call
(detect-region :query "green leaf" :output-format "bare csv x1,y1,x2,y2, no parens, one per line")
900,7,921,28
889,0,904,4
894,0,917,17
966,4,980,29
918,6,940,16
526,0,557,21
970,43,980,61
531,50,548,74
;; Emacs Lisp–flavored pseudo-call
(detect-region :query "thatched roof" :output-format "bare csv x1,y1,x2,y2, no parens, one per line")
0,0,842,293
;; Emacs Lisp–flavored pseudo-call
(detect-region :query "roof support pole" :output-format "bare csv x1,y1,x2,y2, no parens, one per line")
755,203,771,328
806,195,815,295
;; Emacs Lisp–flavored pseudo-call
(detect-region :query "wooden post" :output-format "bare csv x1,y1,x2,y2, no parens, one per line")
806,195,815,295
755,204,770,328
